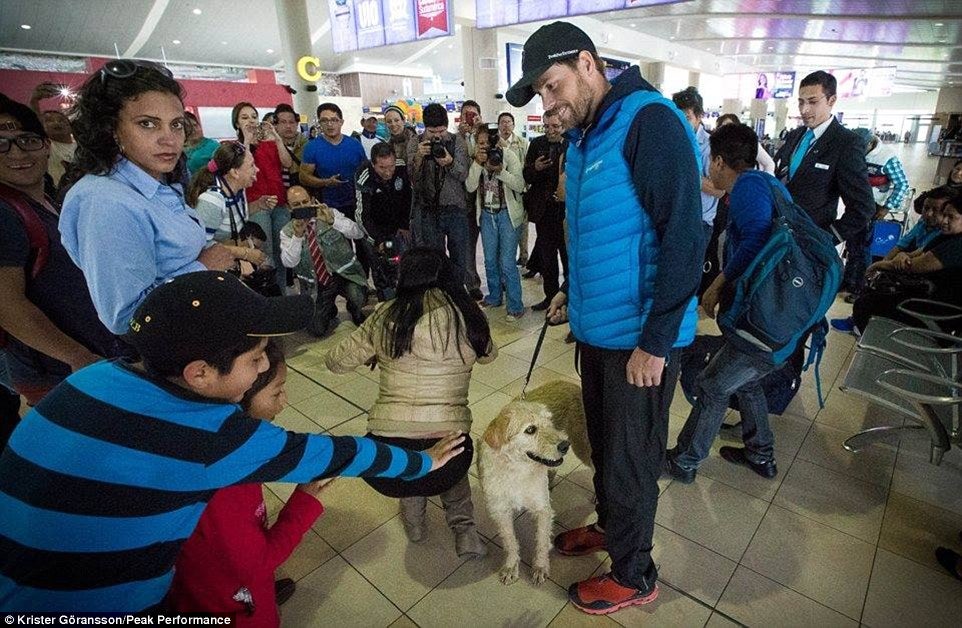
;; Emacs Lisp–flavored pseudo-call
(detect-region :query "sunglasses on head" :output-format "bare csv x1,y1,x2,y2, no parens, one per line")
99,59,173,84
0,133,45,155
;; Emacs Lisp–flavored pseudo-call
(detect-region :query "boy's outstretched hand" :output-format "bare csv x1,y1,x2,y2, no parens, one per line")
426,431,466,471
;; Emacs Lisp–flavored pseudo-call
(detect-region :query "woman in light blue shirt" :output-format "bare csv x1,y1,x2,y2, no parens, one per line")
60,60,237,334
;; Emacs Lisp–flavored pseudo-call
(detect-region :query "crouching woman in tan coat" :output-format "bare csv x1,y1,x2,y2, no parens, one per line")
325,247,496,558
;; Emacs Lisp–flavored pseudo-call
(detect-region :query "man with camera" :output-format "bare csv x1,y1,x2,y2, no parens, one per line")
523,112,568,311
466,124,527,320
407,103,471,287
356,143,412,301
458,100,485,301
280,185,368,337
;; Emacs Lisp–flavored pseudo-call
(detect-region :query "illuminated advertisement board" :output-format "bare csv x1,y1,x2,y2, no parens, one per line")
329,0,451,54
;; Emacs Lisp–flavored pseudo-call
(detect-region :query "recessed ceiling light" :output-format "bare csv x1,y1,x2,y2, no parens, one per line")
172,39,181,45
266,48,274,53
221,41,227,45
354,56,360,61
20,24,31,30
669,36,675,40
192,8,202,15
935,22,944,26
630,23,636,27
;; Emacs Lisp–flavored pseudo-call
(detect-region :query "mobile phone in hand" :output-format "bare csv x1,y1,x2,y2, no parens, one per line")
292,205,317,220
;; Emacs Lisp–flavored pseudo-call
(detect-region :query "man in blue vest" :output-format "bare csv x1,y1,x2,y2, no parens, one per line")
507,22,703,616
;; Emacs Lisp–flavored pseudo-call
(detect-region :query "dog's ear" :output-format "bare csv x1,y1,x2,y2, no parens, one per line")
484,409,512,450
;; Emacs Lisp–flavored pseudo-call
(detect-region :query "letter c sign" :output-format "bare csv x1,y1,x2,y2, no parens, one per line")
297,56,322,82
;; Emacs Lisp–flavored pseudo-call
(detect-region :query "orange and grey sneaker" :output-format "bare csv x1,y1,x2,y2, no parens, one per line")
553,525,605,556
568,572,659,615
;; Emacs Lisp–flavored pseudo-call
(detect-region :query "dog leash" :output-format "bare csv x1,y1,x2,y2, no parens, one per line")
520,318,552,400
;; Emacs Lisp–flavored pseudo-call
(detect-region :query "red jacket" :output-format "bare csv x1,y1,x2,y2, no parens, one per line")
168,484,323,627
248,141,287,204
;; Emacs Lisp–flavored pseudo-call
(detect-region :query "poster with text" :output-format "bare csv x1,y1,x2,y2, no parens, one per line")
773,71,796,99
476,0,679,28
329,0,451,53
416,0,450,38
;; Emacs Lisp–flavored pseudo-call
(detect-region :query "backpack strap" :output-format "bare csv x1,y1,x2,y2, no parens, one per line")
0,183,50,280
802,319,830,408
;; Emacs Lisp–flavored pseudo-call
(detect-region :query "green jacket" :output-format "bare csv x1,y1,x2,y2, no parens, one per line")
280,220,367,287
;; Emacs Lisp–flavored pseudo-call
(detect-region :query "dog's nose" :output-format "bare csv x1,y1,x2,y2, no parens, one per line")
557,440,570,454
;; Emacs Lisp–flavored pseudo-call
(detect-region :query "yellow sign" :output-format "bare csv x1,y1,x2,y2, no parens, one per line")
297,56,322,82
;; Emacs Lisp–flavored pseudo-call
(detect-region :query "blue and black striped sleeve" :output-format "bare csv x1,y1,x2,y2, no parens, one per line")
623,103,705,357
205,416,432,487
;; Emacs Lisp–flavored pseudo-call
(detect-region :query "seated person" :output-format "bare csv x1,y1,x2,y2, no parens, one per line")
169,341,331,625
839,188,962,334
279,185,367,337
0,271,464,611
882,186,949,262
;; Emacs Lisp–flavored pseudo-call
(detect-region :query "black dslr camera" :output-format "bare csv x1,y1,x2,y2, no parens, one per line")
485,124,503,167
429,137,449,160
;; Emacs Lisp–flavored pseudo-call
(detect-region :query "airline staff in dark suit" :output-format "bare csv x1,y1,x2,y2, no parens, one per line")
774,71,874,248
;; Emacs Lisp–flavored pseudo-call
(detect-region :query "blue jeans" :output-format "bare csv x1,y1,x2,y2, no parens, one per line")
412,204,470,287
480,209,523,314
249,204,292,290
674,340,778,469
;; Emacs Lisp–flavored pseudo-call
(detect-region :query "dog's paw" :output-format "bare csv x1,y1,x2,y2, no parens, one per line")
531,564,549,586
498,561,520,585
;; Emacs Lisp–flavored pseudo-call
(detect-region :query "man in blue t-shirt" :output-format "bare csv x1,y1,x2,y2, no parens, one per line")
667,123,789,484
300,103,372,275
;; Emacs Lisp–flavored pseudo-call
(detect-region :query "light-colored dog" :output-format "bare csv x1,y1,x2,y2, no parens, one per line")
478,380,590,585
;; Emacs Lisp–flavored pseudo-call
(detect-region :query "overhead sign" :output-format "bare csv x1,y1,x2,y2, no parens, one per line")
831,67,896,98
476,0,678,28
773,71,796,99
329,0,451,54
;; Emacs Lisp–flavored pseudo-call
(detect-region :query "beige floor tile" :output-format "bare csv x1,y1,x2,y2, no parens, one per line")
741,505,875,619
502,333,572,366
703,612,741,628
500,367,580,400
694,430,794,503
473,352,535,389
489,323,530,349
796,423,897,487
291,389,365,430
468,391,514,436
862,549,962,628
542,351,581,379
543,322,574,344
279,555,401,627
669,381,694,420
549,479,598,532
565,463,596,493
284,370,329,405
264,486,284,520
276,529,337,583
488,512,606,590
406,542,568,628
310,479,403,551
327,413,369,437
388,615,419,628
773,459,888,544
716,566,858,628
467,378,497,406
890,446,962,516
815,386,898,435
273,404,326,433
341,502,471,611
655,476,769,561
651,524,737,607
548,604,620,627
879,491,962,572
265,481,295,503
287,359,361,389
331,375,382,413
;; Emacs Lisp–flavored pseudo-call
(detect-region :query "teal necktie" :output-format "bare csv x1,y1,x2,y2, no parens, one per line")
789,129,814,179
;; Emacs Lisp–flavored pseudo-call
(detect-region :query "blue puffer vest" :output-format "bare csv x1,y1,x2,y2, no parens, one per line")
565,89,700,350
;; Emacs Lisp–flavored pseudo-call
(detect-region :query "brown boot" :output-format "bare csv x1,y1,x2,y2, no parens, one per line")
439,476,486,559
399,496,427,542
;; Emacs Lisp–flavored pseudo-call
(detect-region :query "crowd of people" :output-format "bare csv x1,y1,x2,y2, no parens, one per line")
1,19,961,620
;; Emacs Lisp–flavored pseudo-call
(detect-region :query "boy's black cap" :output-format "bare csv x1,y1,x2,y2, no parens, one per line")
125,271,313,372
506,22,596,107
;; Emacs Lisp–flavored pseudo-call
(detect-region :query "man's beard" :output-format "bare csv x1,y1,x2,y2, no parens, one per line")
551,74,593,131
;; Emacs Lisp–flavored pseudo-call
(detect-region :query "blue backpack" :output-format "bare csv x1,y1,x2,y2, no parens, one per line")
717,173,843,405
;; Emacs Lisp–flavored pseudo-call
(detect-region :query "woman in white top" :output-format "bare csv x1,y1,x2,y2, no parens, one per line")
716,114,776,174
185,142,266,266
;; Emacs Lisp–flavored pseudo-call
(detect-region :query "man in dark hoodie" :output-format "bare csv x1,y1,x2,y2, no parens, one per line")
507,22,703,616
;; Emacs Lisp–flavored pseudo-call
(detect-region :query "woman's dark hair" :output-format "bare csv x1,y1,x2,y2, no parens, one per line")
231,101,256,131
240,339,285,412
716,113,741,127
709,123,759,171
497,112,515,124
68,63,185,179
0,94,47,138
185,142,246,207
672,86,704,118
800,71,837,99
374,248,491,362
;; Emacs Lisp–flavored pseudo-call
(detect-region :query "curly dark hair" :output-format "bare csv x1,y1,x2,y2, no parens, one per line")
185,142,248,207
68,63,187,180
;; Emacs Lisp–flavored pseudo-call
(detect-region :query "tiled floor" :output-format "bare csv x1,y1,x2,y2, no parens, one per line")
265,144,961,627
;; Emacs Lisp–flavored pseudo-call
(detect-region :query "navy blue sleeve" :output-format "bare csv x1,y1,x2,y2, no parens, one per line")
623,103,704,357
723,175,774,280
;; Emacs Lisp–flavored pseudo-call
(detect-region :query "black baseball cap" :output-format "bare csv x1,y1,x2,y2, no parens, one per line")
126,271,314,373
506,22,597,107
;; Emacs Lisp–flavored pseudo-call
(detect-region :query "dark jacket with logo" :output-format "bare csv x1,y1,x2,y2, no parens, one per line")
355,161,412,244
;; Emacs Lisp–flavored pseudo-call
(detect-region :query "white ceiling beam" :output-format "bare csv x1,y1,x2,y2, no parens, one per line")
620,12,962,22
674,37,961,49
122,0,171,58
